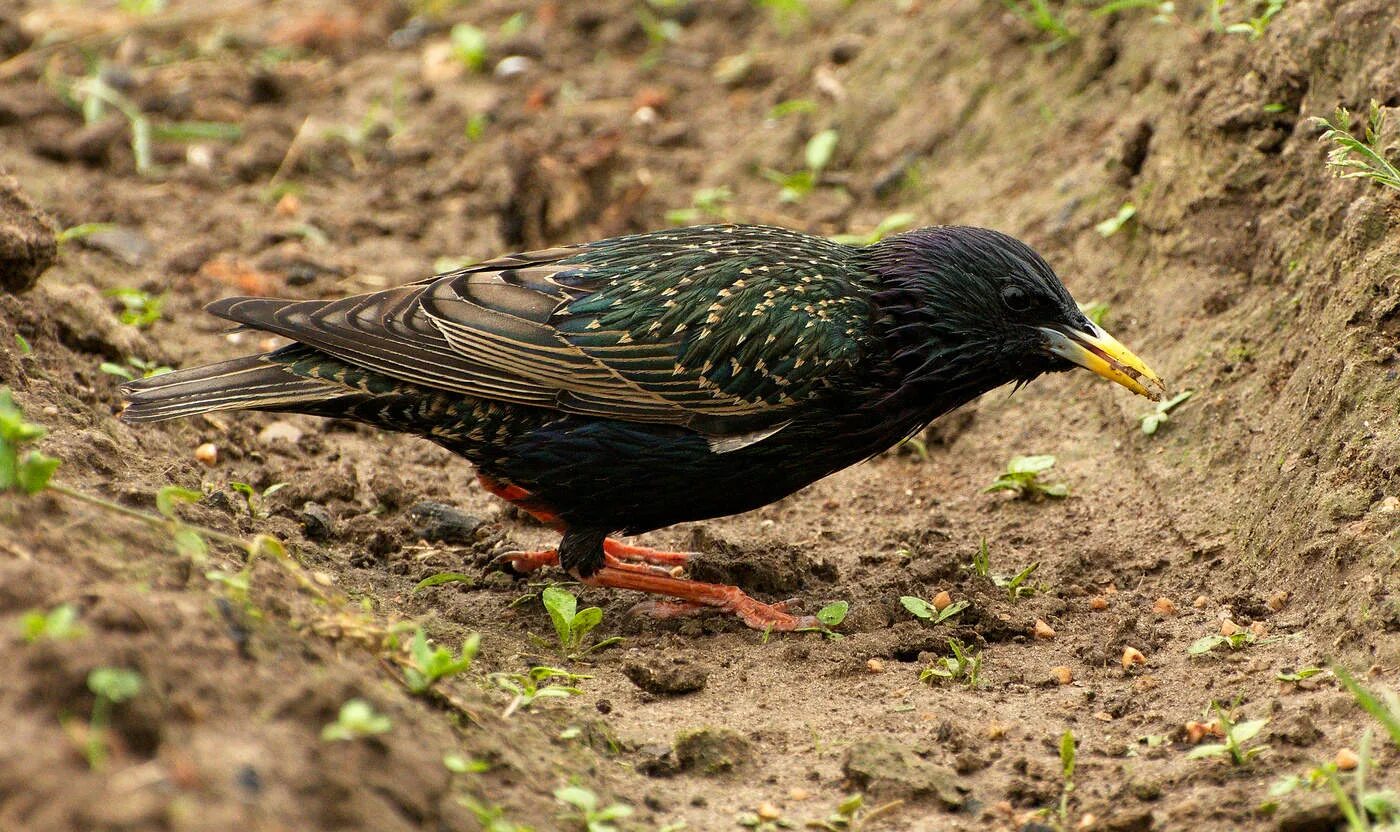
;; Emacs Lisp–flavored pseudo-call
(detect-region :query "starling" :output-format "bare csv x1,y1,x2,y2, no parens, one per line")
122,224,1164,630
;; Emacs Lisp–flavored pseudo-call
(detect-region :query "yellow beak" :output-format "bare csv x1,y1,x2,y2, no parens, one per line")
1038,323,1166,401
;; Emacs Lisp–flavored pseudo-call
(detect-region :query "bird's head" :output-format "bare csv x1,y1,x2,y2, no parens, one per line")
864,226,1165,400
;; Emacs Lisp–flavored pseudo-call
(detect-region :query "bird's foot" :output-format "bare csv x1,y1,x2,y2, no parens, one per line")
585,567,817,632
497,548,559,573
602,537,695,568
499,537,692,575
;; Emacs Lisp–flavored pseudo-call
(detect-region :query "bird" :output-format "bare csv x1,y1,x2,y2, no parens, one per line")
121,223,1164,631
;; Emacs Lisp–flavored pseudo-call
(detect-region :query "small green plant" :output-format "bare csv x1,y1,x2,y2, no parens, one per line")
1187,628,1261,656
665,186,734,225
1058,730,1077,828
1079,301,1110,326
403,627,480,694
228,481,287,520
831,213,918,246
919,638,982,687
967,539,1041,601
985,455,1068,499
1276,667,1327,683
105,287,165,328
1094,202,1136,237
450,23,489,71
56,222,117,245
1213,0,1286,39
465,112,490,141
635,2,683,68
99,356,172,381
0,388,61,495
460,796,536,832
554,786,632,832
768,98,819,119
1270,730,1399,831
321,698,393,741
1334,666,1400,747
1188,702,1268,765
156,485,209,563
83,667,143,768
1139,389,1193,435
1002,0,1076,49
971,537,992,577
413,572,475,592
20,603,84,643
901,595,968,624
765,129,838,202
1092,0,1176,22
491,666,588,718
1311,100,1400,192
540,586,622,658
444,753,491,774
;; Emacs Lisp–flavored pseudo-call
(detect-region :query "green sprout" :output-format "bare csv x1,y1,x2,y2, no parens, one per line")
918,638,982,687
831,213,918,246
795,600,851,640
403,627,480,694
1058,730,1077,827
900,595,968,624
105,287,166,328
765,129,838,202
540,586,622,658
450,23,489,71
1187,628,1262,656
99,356,172,381
228,481,287,520
20,603,84,643
665,186,734,225
985,455,1068,499
1276,667,1327,683
0,388,61,495
460,796,535,832
321,698,393,741
156,485,209,563
491,666,588,718
1334,666,1400,748
767,98,818,119
83,667,143,768
967,539,1040,601
1002,0,1076,49
1311,100,1400,192
56,222,117,245
554,786,632,832
1214,0,1287,39
1095,202,1137,237
1139,389,1194,435
1188,702,1268,765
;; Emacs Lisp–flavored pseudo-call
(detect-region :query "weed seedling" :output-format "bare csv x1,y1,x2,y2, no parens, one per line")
555,786,632,832
450,23,489,71
229,481,287,520
99,356,172,381
540,586,622,659
985,455,1069,499
1188,702,1268,765
1002,0,1076,49
1311,100,1400,192
82,667,143,768
156,485,209,563
919,638,982,687
968,538,1041,602
1216,0,1287,39
443,753,491,774
1095,202,1136,237
403,627,480,694
1187,628,1261,656
460,796,535,832
1058,730,1077,827
321,698,392,741
768,98,818,119
765,129,838,203
0,388,61,495
20,603,84,643
1333,666,1400,747
831,212,918,246
1139,389,1194,435
106,287,165,329
901,595,969,624
491,666,588,718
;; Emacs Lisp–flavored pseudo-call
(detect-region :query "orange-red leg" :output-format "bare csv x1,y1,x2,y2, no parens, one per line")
583,567,818,631
602,538,693,567
500,547,678,576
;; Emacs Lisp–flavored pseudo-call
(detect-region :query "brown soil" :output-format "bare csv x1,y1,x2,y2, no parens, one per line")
2,1,1399,830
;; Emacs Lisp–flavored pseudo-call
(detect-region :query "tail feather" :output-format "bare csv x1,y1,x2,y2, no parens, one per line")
120,355,342,423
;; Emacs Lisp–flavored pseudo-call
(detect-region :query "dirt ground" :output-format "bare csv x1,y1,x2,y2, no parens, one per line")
1,0,1399,830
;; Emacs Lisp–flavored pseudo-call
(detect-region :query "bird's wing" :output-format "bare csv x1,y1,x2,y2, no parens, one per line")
207,225,876,433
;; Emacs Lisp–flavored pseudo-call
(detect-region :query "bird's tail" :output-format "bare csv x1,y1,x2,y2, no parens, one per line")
119,354,341,423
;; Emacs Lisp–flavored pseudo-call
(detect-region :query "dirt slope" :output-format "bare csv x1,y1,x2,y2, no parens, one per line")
1,0,1397,830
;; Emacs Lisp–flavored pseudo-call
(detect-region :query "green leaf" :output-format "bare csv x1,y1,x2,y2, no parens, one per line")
541,586,577,648
934,599,970,623
816,600,849,627
156,485,202,519
1141,414,1162,435
1060,730,1076,779
804,129,838,172
17,451,59,493
87,667,143,702
450,23,488,71
172,526,208,562
901,596,934,620
554,786,597,813
1095,202,1136,237
1333,665,1400,747
570,606,603,642
1008,455,1056,474
1188,635,1226,655
413,572,475,592
99,362,135,380
1230,719,1268,744
1187,743,1229,759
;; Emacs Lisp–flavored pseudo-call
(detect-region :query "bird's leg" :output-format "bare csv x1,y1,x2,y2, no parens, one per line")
500,547,677,576
601,537,694,568
582,567,818,632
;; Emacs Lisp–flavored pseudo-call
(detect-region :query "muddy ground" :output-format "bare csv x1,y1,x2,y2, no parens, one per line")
1,0,1399,830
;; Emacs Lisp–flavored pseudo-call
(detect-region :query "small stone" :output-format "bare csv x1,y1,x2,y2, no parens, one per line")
756,802,781,821
1267,591,1290,611
674,727,752,775
194,443,218,466
494,55,532,78
1151,597,1176,616
1192,595,1209,609
1335,748,1358,770
1050,665,1073,685
933,590,953,611
1249,621,1268,637
407,501,483,545
274,192,301,217
300,501,333,540
788,787,810,801
1033,619,1056,639
1101,809,1154,831
1089,596,1109,611
1219,619,1240,637
866,658,885,673
1122,646,1146,670
1078,814,1097,830
1094,711,1113,722
623,658,710,696
258,420,303,444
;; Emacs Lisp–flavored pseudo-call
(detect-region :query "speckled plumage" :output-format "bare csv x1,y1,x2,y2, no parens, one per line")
123,223,1094,576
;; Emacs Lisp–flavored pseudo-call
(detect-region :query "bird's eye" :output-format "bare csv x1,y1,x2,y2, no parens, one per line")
1001,286,1031,313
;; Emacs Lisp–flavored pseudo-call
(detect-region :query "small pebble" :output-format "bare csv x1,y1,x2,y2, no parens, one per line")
194,442,218,466
1193,595,1209,609
1050,665,1073,685
1089,596,1108,611
1267,591,1290,611
757,802,781,821
1093,711,1113,722
788,787,810,801
1219,619,1240,637
1077,814,1097,830
932,590,952,611
1335,748,1359,770
866,658,885,673
1249,621,1268,637
1033,619,1056,639
1121,646,1146,670
1151,597,1176,616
